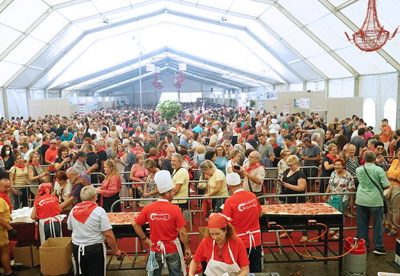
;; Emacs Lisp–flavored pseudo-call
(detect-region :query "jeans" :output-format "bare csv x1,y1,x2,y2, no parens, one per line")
246,245,262,273
13,188,30,209
356,204,384,251
212,198,225,213
153,251,181,276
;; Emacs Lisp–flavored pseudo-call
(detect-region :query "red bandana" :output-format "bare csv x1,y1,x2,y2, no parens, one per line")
0,191,12,214
42,142,50,146
72,201,98,224
117,152,124,158
246,162,262,174
273,144,280,150
96,148,105,154
14,163,26,169
248,135,255,140
29,163,40,168
326,154,335,162
135,132,141,136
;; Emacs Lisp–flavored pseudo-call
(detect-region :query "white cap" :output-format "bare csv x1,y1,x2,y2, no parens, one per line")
269,129,277,134
226,173,241,186
154,171,174,193
271,119,277,124
169,127,177,132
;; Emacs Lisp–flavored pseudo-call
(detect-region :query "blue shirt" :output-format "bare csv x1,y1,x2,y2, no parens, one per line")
214,156,228,175
61,132,74,141
192,126,203,133
277,135,284,148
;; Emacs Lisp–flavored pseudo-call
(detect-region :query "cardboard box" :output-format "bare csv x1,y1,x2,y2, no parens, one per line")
14,242,40,267
199,227,208,244
40,237,72,276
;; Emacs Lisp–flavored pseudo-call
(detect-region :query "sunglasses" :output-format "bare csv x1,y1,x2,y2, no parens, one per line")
376,147,384,150
50,143,57,144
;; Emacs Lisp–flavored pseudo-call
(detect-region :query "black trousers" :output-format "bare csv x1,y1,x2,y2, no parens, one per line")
73,243,105,276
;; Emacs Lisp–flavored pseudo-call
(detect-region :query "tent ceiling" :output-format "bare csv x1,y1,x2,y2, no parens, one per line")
0,0,399,93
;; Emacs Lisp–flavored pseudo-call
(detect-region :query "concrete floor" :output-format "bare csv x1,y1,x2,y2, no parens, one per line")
14,250,400,276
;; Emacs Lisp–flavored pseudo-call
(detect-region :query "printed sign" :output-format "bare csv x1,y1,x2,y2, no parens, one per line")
146,64,155,72
179,63,187,71
294,98,310,109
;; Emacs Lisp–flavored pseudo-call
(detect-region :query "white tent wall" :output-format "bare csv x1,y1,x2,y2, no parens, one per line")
359,73,399,131
28,99,71,118
7,89,29,120
328,78,355,98
0,89,5,119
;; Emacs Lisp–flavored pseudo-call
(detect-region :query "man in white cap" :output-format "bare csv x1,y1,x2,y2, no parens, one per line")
269,119,280,132
132,170,191,276
222,173,262,273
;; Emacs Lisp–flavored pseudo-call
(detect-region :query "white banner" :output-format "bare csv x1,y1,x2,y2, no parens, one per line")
146,64,155,72
155,67,160,73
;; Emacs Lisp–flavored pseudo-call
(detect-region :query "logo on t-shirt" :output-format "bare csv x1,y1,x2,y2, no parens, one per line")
38,197,58,206
150,213,171,221
238,199,257,212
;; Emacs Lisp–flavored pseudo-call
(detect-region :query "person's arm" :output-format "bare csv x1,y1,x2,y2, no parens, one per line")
0,212,12,231
9,171,18,195
102,229,121,257
28,167,46,182
238,265,250,276
132,221,151,247
269,154,275,163
54,157,70,171
175,183,183,194
31,205,37,220
324,160,334,170
60,196,75,209
188,260,201,276
178,226,191,258
282,177,306,192
83,163,98,175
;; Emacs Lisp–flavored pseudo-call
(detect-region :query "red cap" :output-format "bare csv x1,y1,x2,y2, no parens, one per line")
208,213,233,229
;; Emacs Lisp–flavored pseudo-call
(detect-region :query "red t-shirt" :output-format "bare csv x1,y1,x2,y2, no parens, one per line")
135,200,186,253
34,194,61,220
222,190,262,248
44,147,58,171
132,148,144,155
194,236,249,267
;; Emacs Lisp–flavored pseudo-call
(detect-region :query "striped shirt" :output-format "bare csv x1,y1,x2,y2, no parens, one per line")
10,166,29,187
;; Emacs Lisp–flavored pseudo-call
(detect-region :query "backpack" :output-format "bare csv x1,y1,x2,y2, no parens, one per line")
260,156,273,168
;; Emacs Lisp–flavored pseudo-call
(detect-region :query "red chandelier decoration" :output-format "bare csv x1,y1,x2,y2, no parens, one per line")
174,82,183,89
345,0,398,52
174,70,187,83
151,73,163,90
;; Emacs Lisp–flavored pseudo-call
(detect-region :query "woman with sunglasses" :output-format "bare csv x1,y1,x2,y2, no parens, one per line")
189,213,249,276
374,142,389,171
74,132,84,150
156,140,168,160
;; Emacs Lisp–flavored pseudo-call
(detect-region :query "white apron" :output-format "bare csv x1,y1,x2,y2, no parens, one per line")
155,237,186,276
204,240,241,276
237,229,260,257
38,215,63,245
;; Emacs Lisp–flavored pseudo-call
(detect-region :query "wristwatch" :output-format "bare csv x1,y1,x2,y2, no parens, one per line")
142,236,147,241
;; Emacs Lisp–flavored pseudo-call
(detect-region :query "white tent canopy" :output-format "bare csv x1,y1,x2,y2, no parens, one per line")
0,0,399,120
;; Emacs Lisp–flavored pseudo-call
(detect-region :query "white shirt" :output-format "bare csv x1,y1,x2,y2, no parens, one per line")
67,206,112,245
116,125,123,138
54,180,72,203
269,124,281,132
36,133,43,146
351,130,358,140
89,129,102,139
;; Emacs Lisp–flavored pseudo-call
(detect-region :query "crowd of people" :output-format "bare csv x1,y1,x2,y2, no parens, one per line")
0,102,396,275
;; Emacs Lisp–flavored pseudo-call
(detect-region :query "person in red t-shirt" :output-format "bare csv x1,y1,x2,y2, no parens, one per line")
133,170,191,276
189,213,250,276
31,183,62,244
223,173,262,272
45,139,58,173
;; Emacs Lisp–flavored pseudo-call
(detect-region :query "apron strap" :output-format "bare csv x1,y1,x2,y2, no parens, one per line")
237,230,260,257
78,243,86,275
227,241,238,266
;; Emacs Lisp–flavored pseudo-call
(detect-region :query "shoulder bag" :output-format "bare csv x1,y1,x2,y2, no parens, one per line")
363,166,388,214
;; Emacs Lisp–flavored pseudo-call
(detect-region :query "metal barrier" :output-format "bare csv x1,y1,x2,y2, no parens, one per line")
389,190,400,228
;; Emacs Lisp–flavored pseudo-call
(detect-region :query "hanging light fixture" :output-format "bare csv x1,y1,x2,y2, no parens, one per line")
345,0,398,52
151,73,163,90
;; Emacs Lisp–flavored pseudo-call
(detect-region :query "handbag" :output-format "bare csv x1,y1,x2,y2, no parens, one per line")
328,195,342,211
383,184,393,199
363,167,388,214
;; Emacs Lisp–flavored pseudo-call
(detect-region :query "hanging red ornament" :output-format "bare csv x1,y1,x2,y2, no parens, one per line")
174,82,183,89
175,70,187,83
151,73,163,90
345,0,398,52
